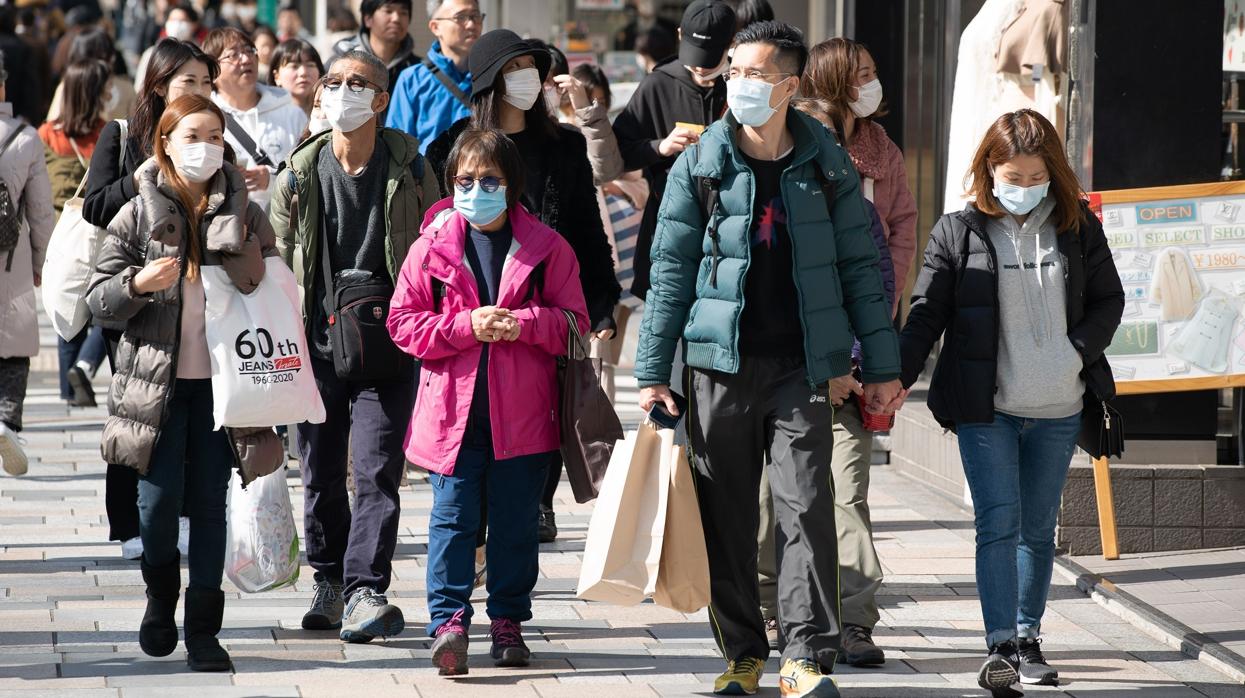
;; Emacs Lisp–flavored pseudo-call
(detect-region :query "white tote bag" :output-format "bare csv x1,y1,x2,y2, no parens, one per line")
41,129,121,341
202,256,325,429
225,468,300,593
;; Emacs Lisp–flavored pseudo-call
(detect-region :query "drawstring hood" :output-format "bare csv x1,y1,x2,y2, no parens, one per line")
996,196,1057,346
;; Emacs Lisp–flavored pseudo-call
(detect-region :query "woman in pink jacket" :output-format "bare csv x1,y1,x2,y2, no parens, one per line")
387,128,589,678
801,38,918,316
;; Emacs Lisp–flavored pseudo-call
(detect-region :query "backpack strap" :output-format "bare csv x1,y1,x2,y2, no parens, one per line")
522,261,545,305
0,123,26,160
422,55,470,109
686,144,725,289
811,166,838,219
431,276,446,312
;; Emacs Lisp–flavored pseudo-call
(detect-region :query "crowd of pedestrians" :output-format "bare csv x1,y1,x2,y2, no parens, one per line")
0,1,1125,697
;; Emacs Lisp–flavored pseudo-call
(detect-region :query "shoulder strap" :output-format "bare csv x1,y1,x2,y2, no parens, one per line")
224,114,276,168
318,216,337,322
422,55,471,109
522,261,545,305
0,124,26,160
811,166,837,219
115,119,128,172
431,276,445,312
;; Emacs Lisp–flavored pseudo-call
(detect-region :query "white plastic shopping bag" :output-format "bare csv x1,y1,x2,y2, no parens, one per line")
202,257,325,429
41,188,105,341
225,468,300,593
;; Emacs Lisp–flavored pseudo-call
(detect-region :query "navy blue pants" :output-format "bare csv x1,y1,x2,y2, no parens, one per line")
138,379,234,590
425,445,549,635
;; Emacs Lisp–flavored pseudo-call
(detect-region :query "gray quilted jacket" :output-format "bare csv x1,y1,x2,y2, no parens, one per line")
86,161,283,480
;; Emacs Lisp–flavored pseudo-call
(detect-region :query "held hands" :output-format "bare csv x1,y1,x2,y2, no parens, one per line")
829,374,863,408
862,379,907,416
470,306,520,343
639,384,679,416
658,126,700,158
552,73,590,111
132,256,180,294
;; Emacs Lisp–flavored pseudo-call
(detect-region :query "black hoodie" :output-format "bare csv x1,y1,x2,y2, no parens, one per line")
612,56,727,299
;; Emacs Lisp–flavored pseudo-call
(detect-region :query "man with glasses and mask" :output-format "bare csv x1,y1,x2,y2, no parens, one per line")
205,27,308,211
634,21,902,698
331,0,419,122
270,50,439,645
386,0,481,153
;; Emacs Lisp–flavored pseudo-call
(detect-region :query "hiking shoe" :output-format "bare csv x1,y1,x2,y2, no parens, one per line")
490,617,531,667
778,658,840,697
339,587,404,643
1018,637,1058,685
978,641,1020,691
474,545,487,589
66,365,97,407
0,423,27,476
301,576,344,630
431,609,469,676
121,536,144,561
713,656,765,695
765,617,780,650
839,623,885,667
538,505,558,543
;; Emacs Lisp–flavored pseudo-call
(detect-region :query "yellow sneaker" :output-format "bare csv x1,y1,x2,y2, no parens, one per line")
778,658,840,697
713,656,765,695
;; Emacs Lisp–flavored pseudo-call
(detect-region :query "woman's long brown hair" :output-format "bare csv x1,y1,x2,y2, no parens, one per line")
799,37,886,147
967,109,1085,234
152,94,225,280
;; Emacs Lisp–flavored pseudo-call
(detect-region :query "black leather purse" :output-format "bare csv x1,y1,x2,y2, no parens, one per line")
1078,391,1125,459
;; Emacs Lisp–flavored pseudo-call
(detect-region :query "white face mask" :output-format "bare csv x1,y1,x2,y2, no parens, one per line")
850,78,883,118
321,86,376,133
236,4,257,21
165,19,194,41
687,58,728,82
172,141,224,183
502,67,542,111
543,85,561,115
308,115,331,133
726,76,791,127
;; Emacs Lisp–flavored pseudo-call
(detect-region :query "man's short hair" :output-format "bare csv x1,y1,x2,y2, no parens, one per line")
334,49,390,92
203,26,254,60
360,0,412,20
733,20,807,76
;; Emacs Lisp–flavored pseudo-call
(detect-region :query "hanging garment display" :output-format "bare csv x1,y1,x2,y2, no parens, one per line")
1170,291,1241,374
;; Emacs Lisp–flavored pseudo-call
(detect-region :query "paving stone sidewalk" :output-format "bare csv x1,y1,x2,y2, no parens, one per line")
0,363,1242,697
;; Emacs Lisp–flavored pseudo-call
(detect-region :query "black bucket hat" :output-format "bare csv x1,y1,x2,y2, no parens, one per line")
468,29,553,99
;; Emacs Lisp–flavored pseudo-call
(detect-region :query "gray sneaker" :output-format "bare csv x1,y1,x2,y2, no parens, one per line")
339,587,404,643
1018,638,1059,686
302,576,344,630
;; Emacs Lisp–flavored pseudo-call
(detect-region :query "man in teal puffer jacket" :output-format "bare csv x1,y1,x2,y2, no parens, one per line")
635,21,903,698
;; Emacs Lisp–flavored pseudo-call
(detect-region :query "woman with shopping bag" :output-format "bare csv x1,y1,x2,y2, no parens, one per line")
387,127,589,678
86,94,283,673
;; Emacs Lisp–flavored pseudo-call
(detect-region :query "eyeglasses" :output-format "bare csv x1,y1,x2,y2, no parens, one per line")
219,45,258,64
432,11,485,26
453,175,504,193
320,75,383,94
726,68,791,82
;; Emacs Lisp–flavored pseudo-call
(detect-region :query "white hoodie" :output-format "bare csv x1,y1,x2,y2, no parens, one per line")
213,84,308,210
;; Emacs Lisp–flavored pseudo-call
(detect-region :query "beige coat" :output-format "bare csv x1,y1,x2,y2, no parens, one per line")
86,162,283,479
0,105,55,358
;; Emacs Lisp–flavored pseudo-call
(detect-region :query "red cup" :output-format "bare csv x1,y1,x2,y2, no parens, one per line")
855,393,895,432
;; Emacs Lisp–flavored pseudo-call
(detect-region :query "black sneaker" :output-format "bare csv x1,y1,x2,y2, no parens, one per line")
839,623,885,667
978,640,1020,691
1018,638,1058,685
490,617,531,667
538,505,557,543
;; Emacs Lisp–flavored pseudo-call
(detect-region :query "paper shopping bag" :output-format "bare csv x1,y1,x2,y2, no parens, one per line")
202,258,325,429
653,443,710,612
576,422,672,605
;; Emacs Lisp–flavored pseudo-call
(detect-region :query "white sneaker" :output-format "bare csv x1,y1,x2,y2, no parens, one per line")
0,423,28,476
121,536,144,560
177,516,189,557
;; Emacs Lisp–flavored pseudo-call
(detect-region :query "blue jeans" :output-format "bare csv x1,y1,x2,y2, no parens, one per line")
57,325,108,400
957,410,1082,649
138,379,235,590
425,445,549,636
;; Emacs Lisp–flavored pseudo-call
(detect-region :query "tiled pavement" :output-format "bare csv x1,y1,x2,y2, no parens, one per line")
1,362,1243,697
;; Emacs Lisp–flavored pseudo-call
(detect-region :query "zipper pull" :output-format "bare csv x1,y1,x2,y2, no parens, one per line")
1102,401,1110,430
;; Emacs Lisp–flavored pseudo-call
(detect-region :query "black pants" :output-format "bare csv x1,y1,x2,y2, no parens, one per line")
297,358,414,599
689,356,841,667
99,329,140,541
0,356,29,431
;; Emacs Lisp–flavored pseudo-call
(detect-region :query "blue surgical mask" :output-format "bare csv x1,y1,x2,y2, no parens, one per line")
992,179,1050,215
454,184,508,227
726,76,790,127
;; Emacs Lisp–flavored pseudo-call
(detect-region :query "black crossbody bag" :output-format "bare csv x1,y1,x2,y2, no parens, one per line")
318,226,412,383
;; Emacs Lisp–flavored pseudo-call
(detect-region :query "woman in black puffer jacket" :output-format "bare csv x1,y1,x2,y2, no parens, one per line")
897,110,1124,695
425,30,620,548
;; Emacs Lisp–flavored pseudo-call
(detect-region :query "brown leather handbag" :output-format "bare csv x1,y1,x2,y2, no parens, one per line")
558,309,624,503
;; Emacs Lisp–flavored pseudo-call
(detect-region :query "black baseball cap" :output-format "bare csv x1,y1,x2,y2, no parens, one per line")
678,0,736,70
468,29,553,98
